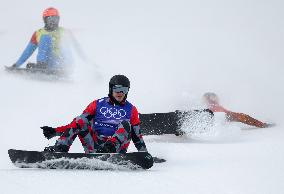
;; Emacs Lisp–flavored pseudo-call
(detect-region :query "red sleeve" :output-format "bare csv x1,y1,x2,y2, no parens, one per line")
30,32,38,45
55,100,97,133
55,119,76,133
130,106,140,126
82,100,97,115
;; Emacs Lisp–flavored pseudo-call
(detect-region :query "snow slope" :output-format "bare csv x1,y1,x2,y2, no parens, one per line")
1,0,284,194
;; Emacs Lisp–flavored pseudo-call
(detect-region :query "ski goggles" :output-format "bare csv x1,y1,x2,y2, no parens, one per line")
112,85,129,94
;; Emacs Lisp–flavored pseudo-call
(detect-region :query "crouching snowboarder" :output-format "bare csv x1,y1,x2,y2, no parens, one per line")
42,75,148,153
7,7,76,76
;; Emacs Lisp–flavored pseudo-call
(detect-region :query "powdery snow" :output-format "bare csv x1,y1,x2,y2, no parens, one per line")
1,1,284,194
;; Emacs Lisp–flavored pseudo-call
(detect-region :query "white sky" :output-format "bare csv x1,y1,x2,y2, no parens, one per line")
0,1,284,193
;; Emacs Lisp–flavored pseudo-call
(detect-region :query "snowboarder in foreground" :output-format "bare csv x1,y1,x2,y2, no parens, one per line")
203,92,274,128
8,7,73,73
42,75,148,153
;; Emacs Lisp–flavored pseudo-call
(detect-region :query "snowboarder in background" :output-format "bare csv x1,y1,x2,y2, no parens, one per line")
203,92,274,128
7,7,73,72
41,75,148,153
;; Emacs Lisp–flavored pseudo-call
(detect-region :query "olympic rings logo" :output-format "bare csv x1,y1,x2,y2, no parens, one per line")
99,107,127,119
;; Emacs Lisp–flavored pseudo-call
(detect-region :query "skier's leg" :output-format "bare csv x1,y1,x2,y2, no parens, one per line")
106,120,132,153
77,125,102,153
36,35,52,68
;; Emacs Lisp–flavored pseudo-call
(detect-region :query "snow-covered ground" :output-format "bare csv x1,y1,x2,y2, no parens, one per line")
1,0,284,193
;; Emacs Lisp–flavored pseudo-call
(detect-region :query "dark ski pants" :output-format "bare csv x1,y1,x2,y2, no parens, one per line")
55,120,132,153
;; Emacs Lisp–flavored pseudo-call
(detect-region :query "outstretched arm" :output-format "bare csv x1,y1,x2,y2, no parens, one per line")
56,100,97,132
15,32,38,67
226,111,267,128
42,100,97,139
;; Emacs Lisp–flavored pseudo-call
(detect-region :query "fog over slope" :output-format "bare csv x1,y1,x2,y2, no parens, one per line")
0,1,283,194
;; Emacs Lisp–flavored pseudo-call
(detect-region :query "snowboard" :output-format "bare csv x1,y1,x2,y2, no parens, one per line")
8,149,155,170
139,109,214,136
5,65,62,75
4,66,67,81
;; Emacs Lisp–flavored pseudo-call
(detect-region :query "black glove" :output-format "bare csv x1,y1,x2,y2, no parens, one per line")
263,123,276,128
104,141,116,153
96,141,116,153
5,64,17,70
41,126,56,139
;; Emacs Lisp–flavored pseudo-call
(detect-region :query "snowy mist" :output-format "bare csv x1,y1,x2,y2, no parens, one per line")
0,0,284,194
